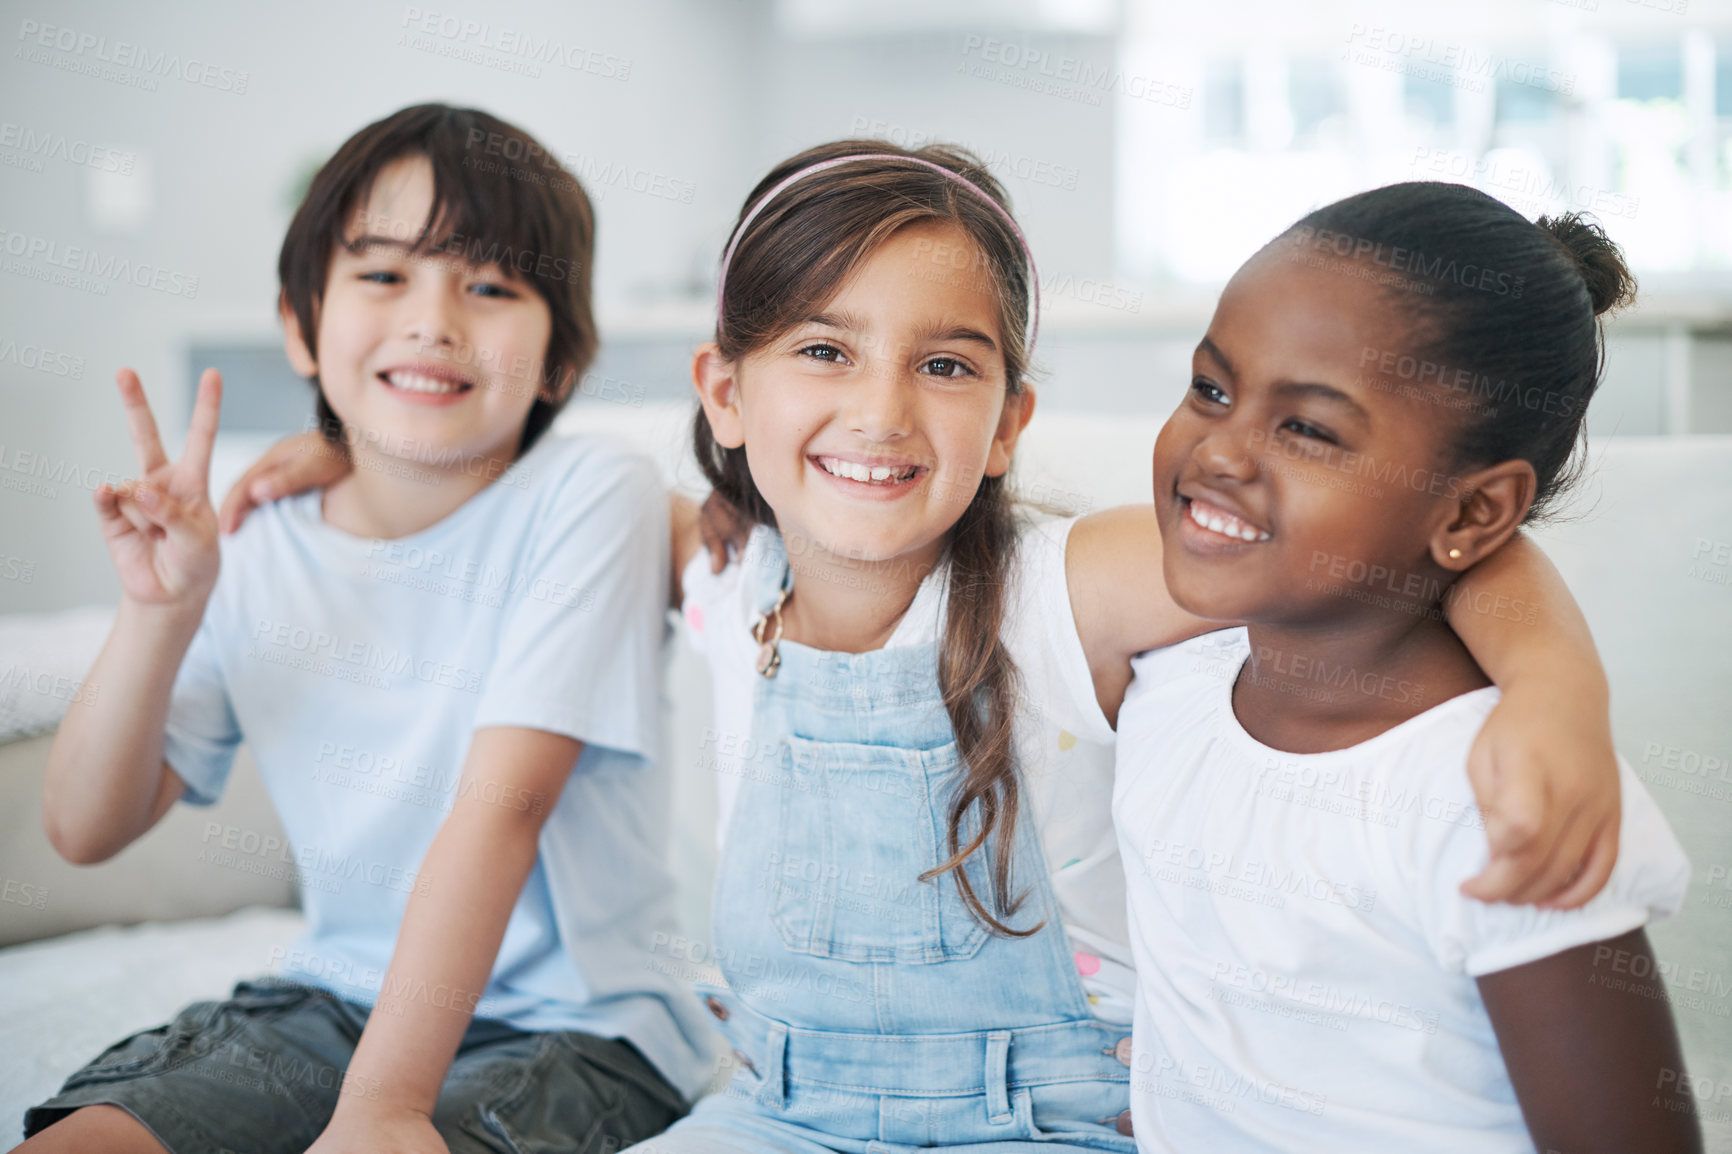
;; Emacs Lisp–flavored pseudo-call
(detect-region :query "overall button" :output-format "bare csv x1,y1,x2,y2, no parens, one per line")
1114,1037,1133,1066
705,996,729,1021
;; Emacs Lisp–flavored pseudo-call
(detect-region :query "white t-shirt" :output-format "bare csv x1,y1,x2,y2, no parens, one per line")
163,432,712,1097
680,516,1134,1020
1114,628,1692,1153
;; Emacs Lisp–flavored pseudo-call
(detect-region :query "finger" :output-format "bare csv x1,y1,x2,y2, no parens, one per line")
1481,760,1580,906
1507,804,1585,906
178,368,223,487
1474,743,1543,853
726,517,751,551
115,368,169,474
708,530,731,574
1540,811,1620,911
1465,800,1576,905
113,487,161,537
131,480,210,550
94,483,133,534
219,463,275,534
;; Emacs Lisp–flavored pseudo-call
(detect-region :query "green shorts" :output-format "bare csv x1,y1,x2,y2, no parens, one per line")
24,978,687,1154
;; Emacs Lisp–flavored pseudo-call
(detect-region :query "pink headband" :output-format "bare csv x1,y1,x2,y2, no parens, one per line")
715,153,1042,352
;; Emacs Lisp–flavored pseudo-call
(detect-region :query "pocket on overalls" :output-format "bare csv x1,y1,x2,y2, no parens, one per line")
766,735,989,964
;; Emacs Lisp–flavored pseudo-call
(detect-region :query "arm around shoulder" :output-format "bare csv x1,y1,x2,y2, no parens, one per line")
1066,504,1218,727
1445,531,1621,910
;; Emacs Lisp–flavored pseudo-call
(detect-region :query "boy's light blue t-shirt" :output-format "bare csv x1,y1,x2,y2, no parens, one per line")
163,431,712,1097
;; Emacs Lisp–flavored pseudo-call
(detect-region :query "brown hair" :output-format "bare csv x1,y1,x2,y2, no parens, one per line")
278,103,597,455
694,139,1039,936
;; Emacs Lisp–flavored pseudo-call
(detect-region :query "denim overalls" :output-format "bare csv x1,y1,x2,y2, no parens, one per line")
646,540,1135,1153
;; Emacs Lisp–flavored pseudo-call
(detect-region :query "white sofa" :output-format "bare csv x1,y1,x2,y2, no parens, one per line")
2,404,1729,1148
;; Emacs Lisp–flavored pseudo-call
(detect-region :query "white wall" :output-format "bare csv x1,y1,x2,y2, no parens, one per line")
0,0,1137,613
0,0,767,612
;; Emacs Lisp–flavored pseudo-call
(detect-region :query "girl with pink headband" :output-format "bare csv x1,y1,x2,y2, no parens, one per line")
226,138,1623,1152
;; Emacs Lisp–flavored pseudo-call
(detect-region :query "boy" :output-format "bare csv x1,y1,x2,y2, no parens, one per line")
21,104,710,1154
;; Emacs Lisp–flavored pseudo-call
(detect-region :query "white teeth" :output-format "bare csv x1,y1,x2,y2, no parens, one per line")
1188,499,1270,542
818,457,915,485
386,371,465,394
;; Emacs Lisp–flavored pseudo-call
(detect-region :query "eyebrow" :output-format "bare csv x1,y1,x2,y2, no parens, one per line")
921,323,998,350
341,235,419,254
1198,335,1370,421
1196,335,1234,375
1272,380,1371,423
801,312,998,350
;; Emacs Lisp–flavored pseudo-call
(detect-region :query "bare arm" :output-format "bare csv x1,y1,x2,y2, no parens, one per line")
1068,507,1617,909
1066,505,1216,728
668,490,753,611
669,492,702,610
1478,929,1702,1154
1445,532,1619,910
306,726,579,1154
44,602,195,862
43,369,221,863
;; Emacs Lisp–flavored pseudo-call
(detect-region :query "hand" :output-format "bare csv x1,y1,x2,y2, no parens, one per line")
94,368,223,610
698,489,751,574
218,429,351,533
303,1102,451,1154
1461,681,1620,910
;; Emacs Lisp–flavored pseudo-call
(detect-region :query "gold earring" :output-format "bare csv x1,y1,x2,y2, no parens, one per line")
1448,548,1462,560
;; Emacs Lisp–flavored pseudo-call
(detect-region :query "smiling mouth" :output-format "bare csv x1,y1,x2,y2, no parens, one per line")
1184,496,1272,542
379,369,474,396
812,455,923,485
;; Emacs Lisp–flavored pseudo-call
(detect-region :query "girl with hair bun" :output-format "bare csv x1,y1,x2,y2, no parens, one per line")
1114,183,1701,1152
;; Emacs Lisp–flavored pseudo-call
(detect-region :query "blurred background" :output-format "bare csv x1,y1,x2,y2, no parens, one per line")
5,0,1732,611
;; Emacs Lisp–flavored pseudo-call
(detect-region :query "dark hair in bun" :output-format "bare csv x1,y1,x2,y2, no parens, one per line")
1285,182,1636,522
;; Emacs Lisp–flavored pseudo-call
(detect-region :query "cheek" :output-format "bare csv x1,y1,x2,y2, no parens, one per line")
1150,418,1193,489
740,400,817,488
314,294,376,360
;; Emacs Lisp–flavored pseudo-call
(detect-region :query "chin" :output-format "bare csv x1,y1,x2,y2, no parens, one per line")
1163,563,1256,625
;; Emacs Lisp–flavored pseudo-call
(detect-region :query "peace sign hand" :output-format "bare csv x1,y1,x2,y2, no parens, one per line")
94,368,224,609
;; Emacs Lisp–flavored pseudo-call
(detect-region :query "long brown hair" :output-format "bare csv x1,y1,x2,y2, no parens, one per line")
693,139,1039,936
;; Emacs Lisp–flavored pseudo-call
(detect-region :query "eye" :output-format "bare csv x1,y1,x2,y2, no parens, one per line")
920,356,975,379
1190,378,1228,406
359,270,403,286
797,342,849,365
1279,417,1336,443
469,280,518,299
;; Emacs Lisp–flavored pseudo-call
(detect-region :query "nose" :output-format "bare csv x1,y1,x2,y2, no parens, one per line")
846,359,915,443
403,279,462,351
1192,414,1258,483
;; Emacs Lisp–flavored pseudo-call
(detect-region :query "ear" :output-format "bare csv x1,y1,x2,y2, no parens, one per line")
1431,458,1536,571
984,384,1037,479
692,342,746,450
279,292,318,378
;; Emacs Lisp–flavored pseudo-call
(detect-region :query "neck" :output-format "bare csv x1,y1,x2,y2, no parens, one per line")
777,533,946,654
1233,605,1489,754
321,438,518,540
